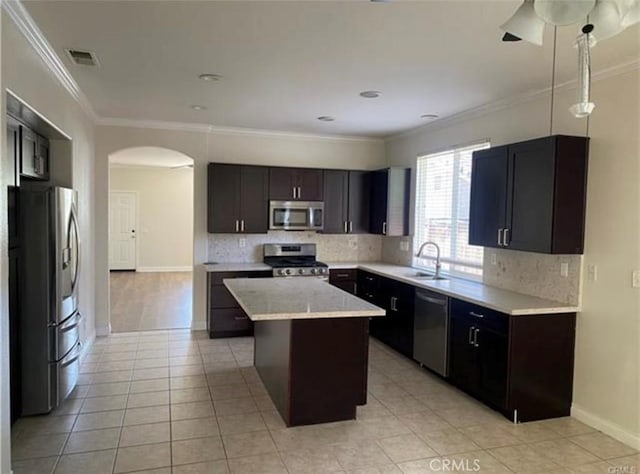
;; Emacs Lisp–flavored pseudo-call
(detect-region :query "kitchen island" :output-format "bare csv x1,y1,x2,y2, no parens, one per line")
224,277,385,427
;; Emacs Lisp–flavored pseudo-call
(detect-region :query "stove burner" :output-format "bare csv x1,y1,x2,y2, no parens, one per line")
263,243,328,278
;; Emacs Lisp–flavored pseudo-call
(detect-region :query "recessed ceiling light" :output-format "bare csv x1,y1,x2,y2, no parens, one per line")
317,116,335,122
198,73,222,82
420,114,439,120
191,105,207,111
359,90,381,98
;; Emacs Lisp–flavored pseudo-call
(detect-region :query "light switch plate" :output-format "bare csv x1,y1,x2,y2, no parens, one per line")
587,264,598,282
560,262,569,278
400,240,409,252
490,253,497,266
633,270,640,288
238,238,246,248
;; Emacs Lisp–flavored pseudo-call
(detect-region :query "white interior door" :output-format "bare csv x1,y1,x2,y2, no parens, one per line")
109,191,137,270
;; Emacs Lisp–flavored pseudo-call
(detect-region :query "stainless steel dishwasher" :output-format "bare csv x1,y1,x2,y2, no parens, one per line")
413,289,450,377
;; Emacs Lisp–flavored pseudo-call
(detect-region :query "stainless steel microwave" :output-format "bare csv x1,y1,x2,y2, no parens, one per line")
269,201,324,231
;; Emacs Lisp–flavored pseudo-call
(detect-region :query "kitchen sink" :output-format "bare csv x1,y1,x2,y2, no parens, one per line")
405,271,448,281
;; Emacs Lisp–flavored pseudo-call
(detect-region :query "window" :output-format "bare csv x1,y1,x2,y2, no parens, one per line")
414,141,490,279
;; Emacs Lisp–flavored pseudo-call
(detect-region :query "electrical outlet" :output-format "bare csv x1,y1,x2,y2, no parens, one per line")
238,237,246,248
400,240,409,252
587,264,598,282
633,270,640,288
348,237,358,250
490,253,497,266
560,262,569,278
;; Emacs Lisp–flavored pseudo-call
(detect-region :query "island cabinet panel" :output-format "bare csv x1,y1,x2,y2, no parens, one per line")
207,164,269,234
329,269,358,295
254,317,369,427
207,271,272,338
448,298,576,422
269,167,323,201
469,135,589,254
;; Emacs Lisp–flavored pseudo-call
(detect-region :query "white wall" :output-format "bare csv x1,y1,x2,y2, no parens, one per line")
385,69,640,447
1,13,97,472
95,125,386,334
110,165,193,271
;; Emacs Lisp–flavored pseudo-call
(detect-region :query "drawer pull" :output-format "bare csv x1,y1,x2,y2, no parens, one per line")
234,316,248,321
468,326,475,345
469,311,484,318
336,273,350,278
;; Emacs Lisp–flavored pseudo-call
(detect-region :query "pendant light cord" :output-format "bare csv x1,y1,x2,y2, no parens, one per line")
549,26,558,136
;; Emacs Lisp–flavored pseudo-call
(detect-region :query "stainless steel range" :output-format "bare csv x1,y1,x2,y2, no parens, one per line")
263,243,328,278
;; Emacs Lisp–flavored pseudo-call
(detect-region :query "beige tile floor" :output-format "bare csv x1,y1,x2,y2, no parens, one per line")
11,330,639,473
110,272,192,332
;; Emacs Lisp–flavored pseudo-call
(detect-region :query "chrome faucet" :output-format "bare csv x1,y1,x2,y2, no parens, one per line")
415,241,442,279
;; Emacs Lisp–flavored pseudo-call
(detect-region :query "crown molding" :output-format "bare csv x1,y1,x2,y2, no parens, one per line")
97,117,383,143
2,0,99,123
386,58,640,141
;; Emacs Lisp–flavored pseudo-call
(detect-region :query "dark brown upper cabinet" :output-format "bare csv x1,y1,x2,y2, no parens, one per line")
7,116,20,186
208,163,269,234
322,170,371,234
369,168,410,236
269,167,323,201
469,135,589,254
19,123,49,181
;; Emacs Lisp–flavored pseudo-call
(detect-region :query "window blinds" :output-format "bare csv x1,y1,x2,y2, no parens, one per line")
414,141,490,278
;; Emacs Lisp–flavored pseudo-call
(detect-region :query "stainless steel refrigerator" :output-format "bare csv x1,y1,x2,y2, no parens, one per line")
20,186,82,415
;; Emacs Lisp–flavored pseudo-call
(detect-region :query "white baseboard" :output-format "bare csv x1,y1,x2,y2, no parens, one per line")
95,323,111,337
79,331,96,363
571,403,640,450
191,320,207,331
136,266,193,273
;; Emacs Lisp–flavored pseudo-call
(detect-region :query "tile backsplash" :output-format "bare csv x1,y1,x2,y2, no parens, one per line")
482,248,582,306
380,237,582,305
208,232,382,263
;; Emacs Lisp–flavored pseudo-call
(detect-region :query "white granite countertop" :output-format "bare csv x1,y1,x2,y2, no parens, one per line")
342,262,579,316
224,278,386,321
203,262,271,272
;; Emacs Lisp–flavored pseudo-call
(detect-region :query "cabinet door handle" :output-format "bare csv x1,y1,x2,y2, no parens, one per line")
468,326,475,345
344,221,348,233
240,220,245,232
349,221,353,233
297,186,302,199
497,228,503,246
235,220,239,232
469,311,484,318
382,222,387,235
292,187,296,199
474,328,480,347
234,315,248,321
390,297,396,311
336,273,350,278
504,228,510,247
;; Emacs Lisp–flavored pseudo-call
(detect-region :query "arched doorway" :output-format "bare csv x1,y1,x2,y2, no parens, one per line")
108,147,194,331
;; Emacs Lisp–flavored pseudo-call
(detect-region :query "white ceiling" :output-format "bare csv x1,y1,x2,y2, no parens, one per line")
23,0,640,138
109,146,193,168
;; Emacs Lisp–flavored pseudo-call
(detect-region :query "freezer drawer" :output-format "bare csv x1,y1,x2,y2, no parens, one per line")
51,341,81,407
413,289,449,377
51,311,82,361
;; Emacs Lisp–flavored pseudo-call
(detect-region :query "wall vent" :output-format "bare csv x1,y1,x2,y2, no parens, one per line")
65,49,99,67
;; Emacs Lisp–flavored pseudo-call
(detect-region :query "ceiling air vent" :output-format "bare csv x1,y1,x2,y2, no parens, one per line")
65,49,99,67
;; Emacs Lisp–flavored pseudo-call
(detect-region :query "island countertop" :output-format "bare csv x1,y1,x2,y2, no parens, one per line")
223,277,386,321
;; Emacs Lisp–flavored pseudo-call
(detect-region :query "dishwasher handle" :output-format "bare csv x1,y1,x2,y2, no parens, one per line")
416,291,448,306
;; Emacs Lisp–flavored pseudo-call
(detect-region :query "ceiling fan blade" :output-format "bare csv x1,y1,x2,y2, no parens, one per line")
502,32,523,41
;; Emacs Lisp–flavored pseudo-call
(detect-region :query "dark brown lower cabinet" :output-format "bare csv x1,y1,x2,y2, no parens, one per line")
207,270,272,338
449,298,576,422
329,269,358,295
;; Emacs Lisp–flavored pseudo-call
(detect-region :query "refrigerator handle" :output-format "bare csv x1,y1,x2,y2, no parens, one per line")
70,204,80,292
